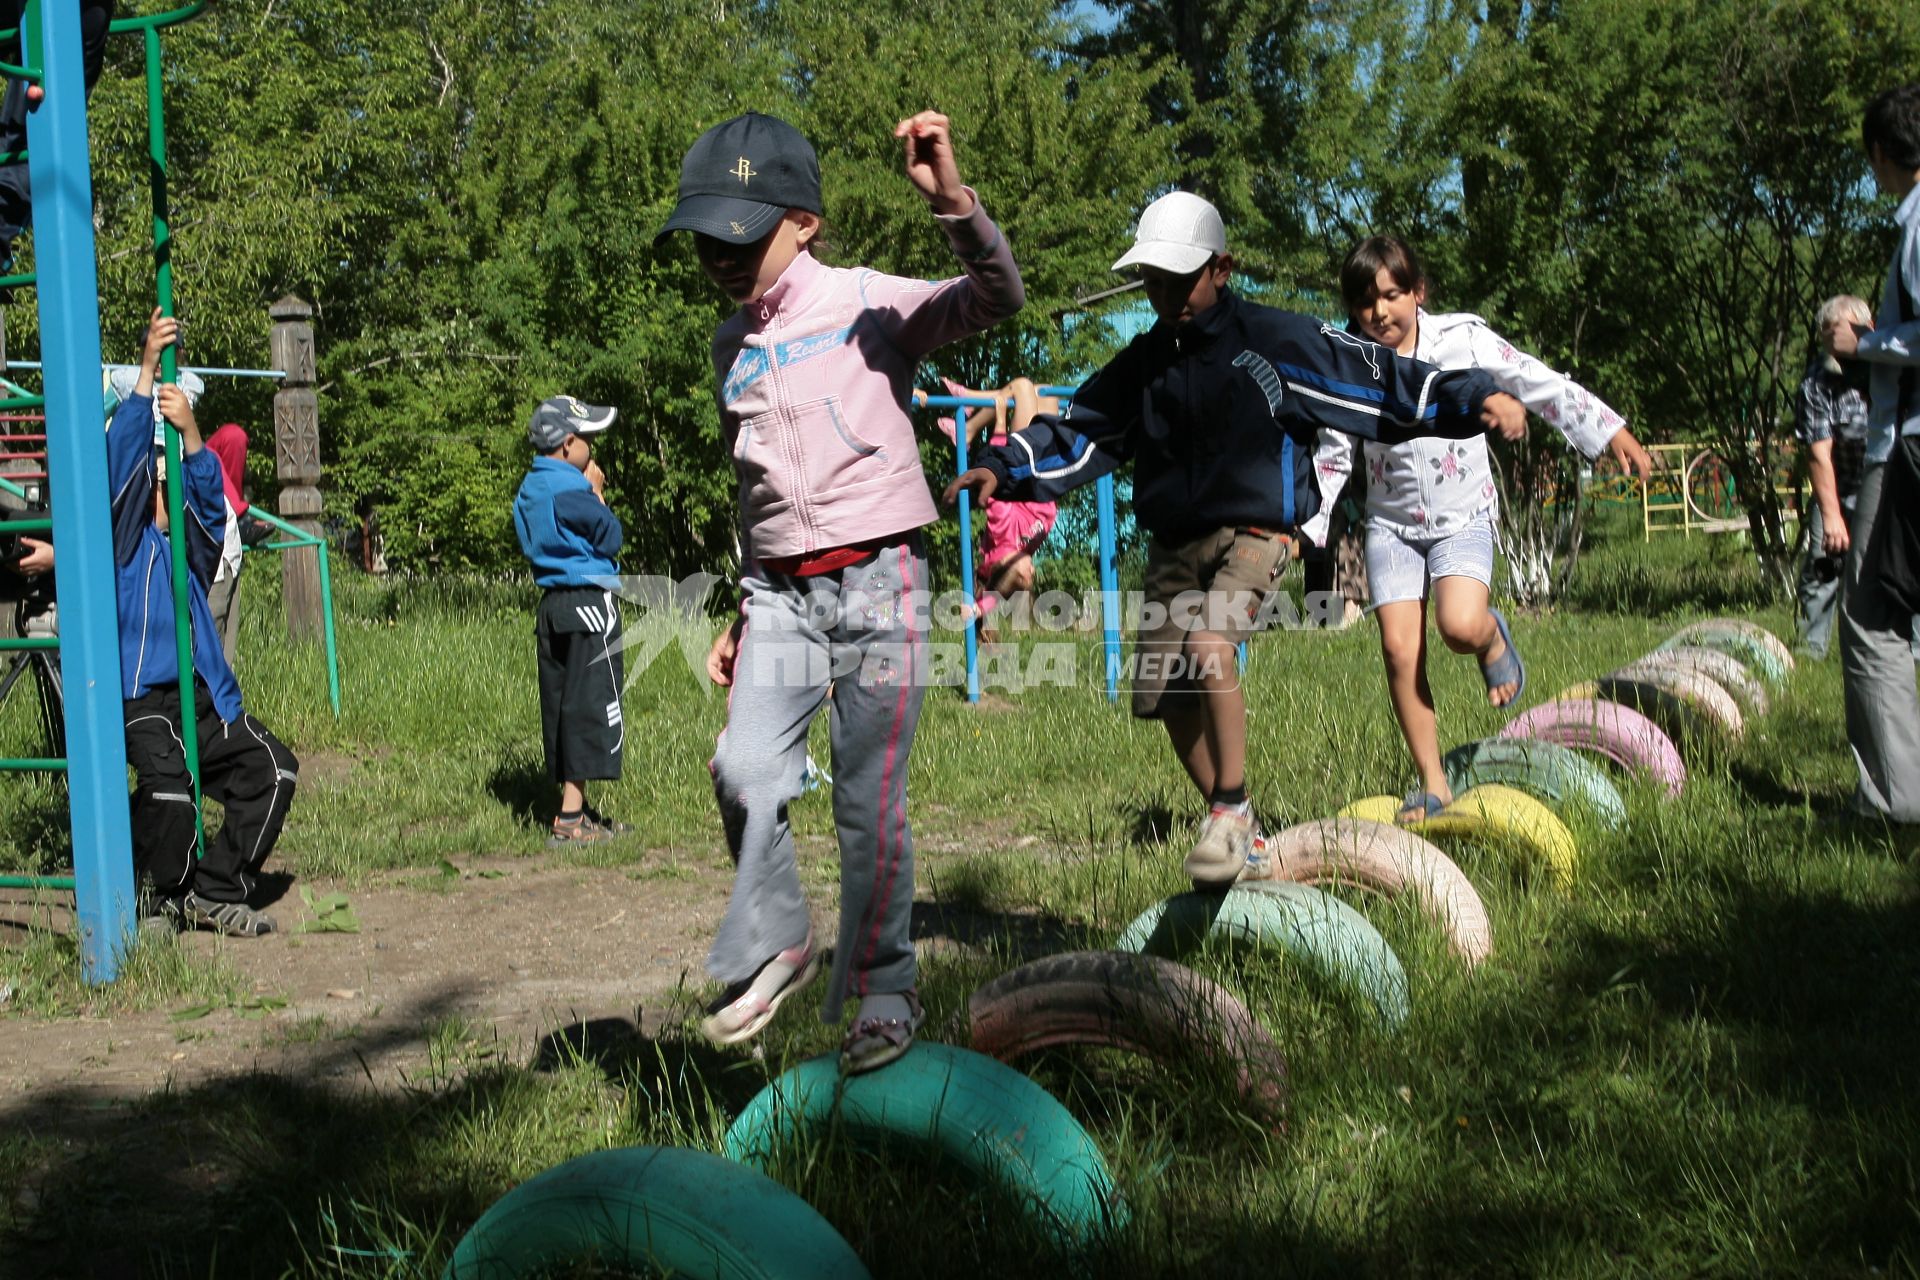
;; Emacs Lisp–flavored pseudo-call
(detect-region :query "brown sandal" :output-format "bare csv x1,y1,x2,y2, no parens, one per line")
840,989,925,1075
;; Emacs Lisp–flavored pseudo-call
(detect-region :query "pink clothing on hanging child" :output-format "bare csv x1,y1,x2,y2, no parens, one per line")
978,440,1057,576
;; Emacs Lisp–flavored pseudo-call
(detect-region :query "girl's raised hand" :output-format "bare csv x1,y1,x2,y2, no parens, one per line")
894,112,971,217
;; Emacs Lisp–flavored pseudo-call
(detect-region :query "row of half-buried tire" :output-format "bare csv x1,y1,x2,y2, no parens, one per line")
441,616,1788,1278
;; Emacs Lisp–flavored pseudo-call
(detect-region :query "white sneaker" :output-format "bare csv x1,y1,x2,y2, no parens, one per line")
1184,808,1254,888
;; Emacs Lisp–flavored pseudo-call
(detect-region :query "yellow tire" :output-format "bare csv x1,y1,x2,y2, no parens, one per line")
1337,784,1578,890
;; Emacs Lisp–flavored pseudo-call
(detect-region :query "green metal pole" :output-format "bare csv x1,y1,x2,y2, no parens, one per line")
147,24,202,850
0,875,75,889
243,506,342,716
316,541,340,716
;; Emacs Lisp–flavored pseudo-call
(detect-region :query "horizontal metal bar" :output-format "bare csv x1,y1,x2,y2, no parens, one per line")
0,517,51,534
107,1,208,34
0,759,67,772
4,359,285,380
0,636,58,650
0,874,76,888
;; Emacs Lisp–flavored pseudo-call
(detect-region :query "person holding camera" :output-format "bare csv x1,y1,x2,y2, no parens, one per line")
1795,294,1873,660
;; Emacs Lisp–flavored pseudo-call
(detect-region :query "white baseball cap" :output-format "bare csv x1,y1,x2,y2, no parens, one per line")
1110,191,1227,275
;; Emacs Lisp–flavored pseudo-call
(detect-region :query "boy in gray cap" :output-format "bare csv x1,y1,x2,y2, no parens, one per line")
512,395,630,843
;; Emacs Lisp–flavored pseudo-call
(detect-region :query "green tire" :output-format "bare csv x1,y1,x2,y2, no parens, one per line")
723,1043,1126,1250
442,1145,869,1280
1656,618,1793,685
1113,882,1411,1029
1442,736,1628,831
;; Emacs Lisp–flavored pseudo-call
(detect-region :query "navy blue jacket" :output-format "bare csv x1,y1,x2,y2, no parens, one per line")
512,456,623,587
975,290,1501,544
108,391,244,721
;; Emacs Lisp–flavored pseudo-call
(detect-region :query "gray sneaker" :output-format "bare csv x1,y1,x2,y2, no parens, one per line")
1185,808,1254,888
164,892,278,938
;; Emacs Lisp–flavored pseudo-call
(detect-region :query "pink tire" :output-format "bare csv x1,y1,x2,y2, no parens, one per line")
1501,697,1686,797
1636,646,1769,718
1604,663,1745,741
1261,818,1493,965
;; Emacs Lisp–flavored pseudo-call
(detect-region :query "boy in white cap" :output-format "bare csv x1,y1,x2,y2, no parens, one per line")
512,395,630,844
950,191,1526,886
115,312,298,936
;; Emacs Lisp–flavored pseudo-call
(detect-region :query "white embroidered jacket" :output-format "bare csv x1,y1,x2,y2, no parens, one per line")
1303,310,1626,544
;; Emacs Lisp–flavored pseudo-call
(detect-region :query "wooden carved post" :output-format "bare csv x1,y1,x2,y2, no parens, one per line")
269,295,323,638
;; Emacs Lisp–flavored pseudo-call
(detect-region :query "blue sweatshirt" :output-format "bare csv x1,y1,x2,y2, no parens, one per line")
513,456,623,587
974,289,1500,545
108,391,243,721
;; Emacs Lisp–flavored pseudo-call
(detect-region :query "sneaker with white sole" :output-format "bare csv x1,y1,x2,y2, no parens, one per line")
1236,827,1272,882
1184,807,1254,888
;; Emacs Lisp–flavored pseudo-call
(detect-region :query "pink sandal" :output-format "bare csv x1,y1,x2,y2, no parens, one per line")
700,933,820,1046
840,989,925,1075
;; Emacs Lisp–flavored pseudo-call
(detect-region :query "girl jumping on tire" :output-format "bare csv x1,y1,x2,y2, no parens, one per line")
657,111,1024,1073
1306,236,1654,824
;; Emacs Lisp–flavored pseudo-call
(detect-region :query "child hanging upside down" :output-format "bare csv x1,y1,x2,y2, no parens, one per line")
1304,235,1652,825
658,110,1023,1072
926,375,1060,641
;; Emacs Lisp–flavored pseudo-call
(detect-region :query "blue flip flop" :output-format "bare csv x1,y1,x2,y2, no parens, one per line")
1397,790,1447,826
1482,607,1526,706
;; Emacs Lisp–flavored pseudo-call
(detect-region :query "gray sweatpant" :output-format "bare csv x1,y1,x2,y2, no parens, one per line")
1839,464,1920,822
707,540,928,1021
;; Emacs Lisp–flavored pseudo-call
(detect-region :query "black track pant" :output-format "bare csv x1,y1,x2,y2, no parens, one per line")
536,586,624,784
123,684,299,904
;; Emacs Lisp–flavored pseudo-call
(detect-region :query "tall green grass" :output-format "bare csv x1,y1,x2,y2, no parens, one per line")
4,508,1917,1276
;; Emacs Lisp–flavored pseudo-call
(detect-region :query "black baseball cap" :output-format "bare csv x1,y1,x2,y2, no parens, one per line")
655,112,822,244
528,396,617,451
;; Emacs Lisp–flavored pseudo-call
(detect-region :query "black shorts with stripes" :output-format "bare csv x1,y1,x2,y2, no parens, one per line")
536,586,624,783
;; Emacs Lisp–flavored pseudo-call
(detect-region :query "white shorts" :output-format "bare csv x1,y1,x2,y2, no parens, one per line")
1365,517,1496,607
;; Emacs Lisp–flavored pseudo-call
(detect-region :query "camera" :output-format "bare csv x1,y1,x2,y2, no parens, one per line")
1811,553,1844,585
0,479,54,604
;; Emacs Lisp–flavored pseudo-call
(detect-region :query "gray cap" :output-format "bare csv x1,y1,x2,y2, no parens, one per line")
655,112,822,244
528,395,617,451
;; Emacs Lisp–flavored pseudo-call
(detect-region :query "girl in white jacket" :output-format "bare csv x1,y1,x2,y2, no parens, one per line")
1307,236,1652,823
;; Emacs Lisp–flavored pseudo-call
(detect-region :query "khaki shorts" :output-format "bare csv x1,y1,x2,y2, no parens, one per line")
1131,526,1291,719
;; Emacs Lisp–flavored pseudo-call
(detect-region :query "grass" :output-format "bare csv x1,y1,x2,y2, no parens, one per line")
4,505,1919,1276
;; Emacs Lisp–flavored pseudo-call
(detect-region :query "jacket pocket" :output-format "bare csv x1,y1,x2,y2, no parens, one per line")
797,396,887,498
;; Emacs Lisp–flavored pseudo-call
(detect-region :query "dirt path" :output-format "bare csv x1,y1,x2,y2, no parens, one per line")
0,832,1068,1118
1,857,747,1107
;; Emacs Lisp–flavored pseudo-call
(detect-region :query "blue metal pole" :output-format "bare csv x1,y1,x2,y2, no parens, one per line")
954,405,978,705
30,0,137,982
1096,473,1120,702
